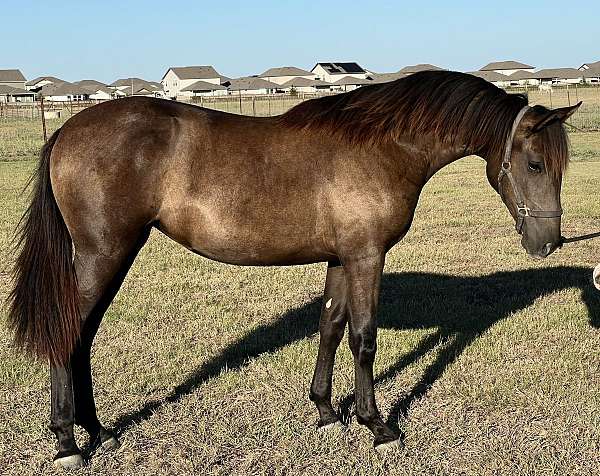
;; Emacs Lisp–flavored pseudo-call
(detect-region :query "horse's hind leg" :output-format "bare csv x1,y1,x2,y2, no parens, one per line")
51,227,150,469
309,261,348,428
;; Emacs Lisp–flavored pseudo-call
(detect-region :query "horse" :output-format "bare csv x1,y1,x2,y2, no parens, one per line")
7,70,580,469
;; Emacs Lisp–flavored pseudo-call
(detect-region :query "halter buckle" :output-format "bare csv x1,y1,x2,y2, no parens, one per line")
517,204,530,217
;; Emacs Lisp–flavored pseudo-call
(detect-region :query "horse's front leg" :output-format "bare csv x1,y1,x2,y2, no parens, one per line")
344,251,400,450
310,260,348,428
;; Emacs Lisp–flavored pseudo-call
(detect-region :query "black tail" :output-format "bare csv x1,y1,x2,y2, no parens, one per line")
7,129,81,366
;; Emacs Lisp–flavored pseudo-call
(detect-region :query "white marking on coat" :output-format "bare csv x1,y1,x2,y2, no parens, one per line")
325,298,332,309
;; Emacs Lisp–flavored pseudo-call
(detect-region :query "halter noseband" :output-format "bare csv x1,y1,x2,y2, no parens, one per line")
497,105,563,234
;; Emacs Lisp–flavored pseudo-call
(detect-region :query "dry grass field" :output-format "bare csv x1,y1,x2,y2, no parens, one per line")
0,116,599,475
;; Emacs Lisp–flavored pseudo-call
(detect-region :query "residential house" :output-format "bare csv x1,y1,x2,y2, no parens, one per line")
468,70,510,87
527,68,583,86
507,70,532,86
258,66,317,85
369,71,406,84
108,78,163,97
331,76,373,92
398,63,445,75
73,80,114,100
180,80,228,97
42,82,91,101
311,62,368,83
0,69,27,90
25,76,65,91
578,61,600,84
0,85,36,103
225,77,280,95
479,61,535,76
161,66,225,99
279,77,331,93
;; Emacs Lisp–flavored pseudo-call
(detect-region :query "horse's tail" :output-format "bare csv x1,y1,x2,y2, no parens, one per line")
7,128,80,366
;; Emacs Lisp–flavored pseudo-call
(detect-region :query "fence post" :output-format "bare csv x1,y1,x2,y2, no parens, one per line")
40,95,47,142
252,96,256,116
566,84,571,106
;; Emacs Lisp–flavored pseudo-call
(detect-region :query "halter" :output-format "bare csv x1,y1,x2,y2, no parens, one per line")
497,105,563,234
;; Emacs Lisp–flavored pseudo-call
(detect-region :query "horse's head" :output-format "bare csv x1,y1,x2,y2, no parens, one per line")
487,102,581,258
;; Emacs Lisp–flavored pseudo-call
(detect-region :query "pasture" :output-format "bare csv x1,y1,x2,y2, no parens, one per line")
1,118,599,475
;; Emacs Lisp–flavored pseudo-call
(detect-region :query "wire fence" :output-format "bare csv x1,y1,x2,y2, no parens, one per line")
1,84,599,132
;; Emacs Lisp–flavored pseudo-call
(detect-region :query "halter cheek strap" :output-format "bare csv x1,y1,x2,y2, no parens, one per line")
497,105,563,234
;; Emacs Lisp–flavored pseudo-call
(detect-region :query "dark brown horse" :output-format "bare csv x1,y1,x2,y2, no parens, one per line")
8,71,580,469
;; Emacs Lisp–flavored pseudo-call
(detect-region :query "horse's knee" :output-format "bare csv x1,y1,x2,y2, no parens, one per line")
349,327,377,365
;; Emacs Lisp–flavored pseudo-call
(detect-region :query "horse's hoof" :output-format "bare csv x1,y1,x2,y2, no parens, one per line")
101,435,121,451
53,453,85,470
374,438,403,454
318,420,344,432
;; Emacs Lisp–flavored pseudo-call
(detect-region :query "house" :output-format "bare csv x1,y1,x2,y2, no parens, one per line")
311,62,368,83
279,77,331,93
398,64,445,75
108,78,163,97
161,66,225,99
331,76,374,92
0,85,36,103
0,69,27,90
25,76,65,91
258,66,317,85
527,68,583,85
180,80,228,97
369,71,406,84
507,70,532,86
42,82,91,101
578,61,600,84
73,80,114,100
225,77,280,95
468,70,510,87
479,60,535,76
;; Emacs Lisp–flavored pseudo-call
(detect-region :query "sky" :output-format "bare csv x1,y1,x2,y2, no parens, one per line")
2,0,599,83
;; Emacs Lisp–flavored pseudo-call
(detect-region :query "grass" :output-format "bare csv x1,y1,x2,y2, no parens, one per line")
0,128,599,475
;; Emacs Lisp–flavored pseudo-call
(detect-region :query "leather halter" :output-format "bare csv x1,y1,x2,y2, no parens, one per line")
497,105,563,234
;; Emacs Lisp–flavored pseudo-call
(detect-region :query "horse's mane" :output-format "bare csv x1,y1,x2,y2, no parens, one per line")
280,70,569,182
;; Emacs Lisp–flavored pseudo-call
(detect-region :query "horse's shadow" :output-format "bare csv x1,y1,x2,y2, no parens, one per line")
112,265,599,437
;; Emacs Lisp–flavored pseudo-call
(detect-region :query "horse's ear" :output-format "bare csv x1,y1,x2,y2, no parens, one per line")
531,101,582,133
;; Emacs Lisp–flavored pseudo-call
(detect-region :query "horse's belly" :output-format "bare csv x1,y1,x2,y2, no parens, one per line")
157,202,332,266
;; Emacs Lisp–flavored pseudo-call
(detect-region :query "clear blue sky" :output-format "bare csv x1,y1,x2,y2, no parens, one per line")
2,0,598,83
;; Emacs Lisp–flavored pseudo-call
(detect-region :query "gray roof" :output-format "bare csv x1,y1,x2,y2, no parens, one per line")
313,62,366,75
507,70,532,80
181,80,227,92
0,85,35,95
25,76,65,87
369,72,407,84
480,60,534,71
110,77,153,88
259,66,313,78
0,69,26,82
225,77,280,91
579,60,600,70
333,76,373,86
280,77,330,88
164,66,220,80
73,79,107,89
580,62,600,77
468,71,510,82
529,68,583,80
42,82,91,97
398,64,444,74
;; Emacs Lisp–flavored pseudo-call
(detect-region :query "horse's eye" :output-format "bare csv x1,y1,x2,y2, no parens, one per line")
528,162,543,173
